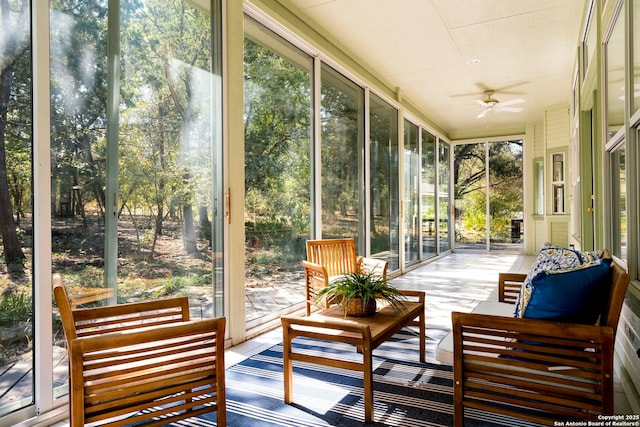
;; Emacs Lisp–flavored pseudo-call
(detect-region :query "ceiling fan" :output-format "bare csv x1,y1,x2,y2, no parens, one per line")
476,90,524,118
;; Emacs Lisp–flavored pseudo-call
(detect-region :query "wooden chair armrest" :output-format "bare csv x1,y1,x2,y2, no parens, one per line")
302,259,328,276
302,260,330,315
498,272,527,303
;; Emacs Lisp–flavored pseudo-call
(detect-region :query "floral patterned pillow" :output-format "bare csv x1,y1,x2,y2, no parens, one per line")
513,244,585,318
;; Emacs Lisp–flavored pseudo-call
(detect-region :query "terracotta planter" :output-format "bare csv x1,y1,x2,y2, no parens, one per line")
345,298,377,317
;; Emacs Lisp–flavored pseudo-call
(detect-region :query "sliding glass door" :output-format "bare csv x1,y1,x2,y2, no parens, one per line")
403,120,420,264
421,130,437,258
321,65,365,243
49,0,223,406
454,143,487,250
438,142,451,252
243,18,313,323
454,140,523,252
369,94,400,271
0,0,33,416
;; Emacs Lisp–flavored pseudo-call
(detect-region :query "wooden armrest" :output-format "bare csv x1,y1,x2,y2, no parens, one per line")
301,259,326,273
69,287,115,309
498,272,526,304
302,260,330,315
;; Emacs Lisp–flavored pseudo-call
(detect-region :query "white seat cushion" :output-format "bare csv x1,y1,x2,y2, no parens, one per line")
435,301,514,365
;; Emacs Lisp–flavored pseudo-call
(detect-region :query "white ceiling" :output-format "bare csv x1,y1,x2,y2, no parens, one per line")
282,0,587,140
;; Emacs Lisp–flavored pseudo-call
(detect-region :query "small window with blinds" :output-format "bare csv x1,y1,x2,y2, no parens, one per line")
552,152,565,214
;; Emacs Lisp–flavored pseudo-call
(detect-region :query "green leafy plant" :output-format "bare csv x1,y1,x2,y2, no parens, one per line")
314,271,406,317
0,292,32,327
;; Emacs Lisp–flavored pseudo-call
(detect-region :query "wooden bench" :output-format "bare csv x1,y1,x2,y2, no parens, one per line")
53,274,227,427
442,257,630,426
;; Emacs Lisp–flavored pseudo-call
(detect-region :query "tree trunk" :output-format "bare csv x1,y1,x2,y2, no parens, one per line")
183,204,197,254
0,0,28,266
0,61,25,265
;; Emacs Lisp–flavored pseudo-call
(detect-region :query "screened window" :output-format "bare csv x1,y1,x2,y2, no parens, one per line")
320,64,364,243
552,152,566,214
610,143,627,263
243,17,313,323
634,0,640,115
438,142,450,252
403,120,419,263
49,0,223,401
605,3,625,140
421,130,437,258
369,93,400,271
454,143,487,250
0,0,33,416
582,0,597,79
489,141,523,251
534,158,545,215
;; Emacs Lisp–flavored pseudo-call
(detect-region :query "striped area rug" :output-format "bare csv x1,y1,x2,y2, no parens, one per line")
180,327,541,427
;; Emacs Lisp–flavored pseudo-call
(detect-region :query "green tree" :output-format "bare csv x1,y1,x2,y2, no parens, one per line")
455,141,523,241
243,38,311,236
50,0,108,220
0,0,30,268
119,0,213,254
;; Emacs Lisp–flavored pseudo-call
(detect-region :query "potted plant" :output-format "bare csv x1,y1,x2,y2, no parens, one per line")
314,271,407,317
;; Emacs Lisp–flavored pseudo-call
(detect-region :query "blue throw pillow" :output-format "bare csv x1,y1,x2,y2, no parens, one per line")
523,258,612,324
513,245,584,318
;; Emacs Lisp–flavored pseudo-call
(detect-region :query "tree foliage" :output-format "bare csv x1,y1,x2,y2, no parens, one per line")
0,0,30,267
243,38,311,237
454,141,523,240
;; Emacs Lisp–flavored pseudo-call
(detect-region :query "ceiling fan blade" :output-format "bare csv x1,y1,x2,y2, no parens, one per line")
499,98,525,107
475,81,528,95
476,110,488,119
498,106,523,113
476,100,489,107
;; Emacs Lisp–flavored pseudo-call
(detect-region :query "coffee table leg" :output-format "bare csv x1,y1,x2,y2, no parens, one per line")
283,324,293,404
363,343,373,423
419,309,426,363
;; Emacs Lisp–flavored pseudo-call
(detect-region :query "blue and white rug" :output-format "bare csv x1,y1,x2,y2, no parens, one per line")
173,327,540,427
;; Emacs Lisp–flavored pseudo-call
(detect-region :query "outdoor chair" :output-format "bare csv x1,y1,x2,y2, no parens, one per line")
447,251,630,426
53,274,227,427
303,238,388,315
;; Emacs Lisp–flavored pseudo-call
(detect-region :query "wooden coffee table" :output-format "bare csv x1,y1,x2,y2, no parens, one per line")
281,290,425,423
